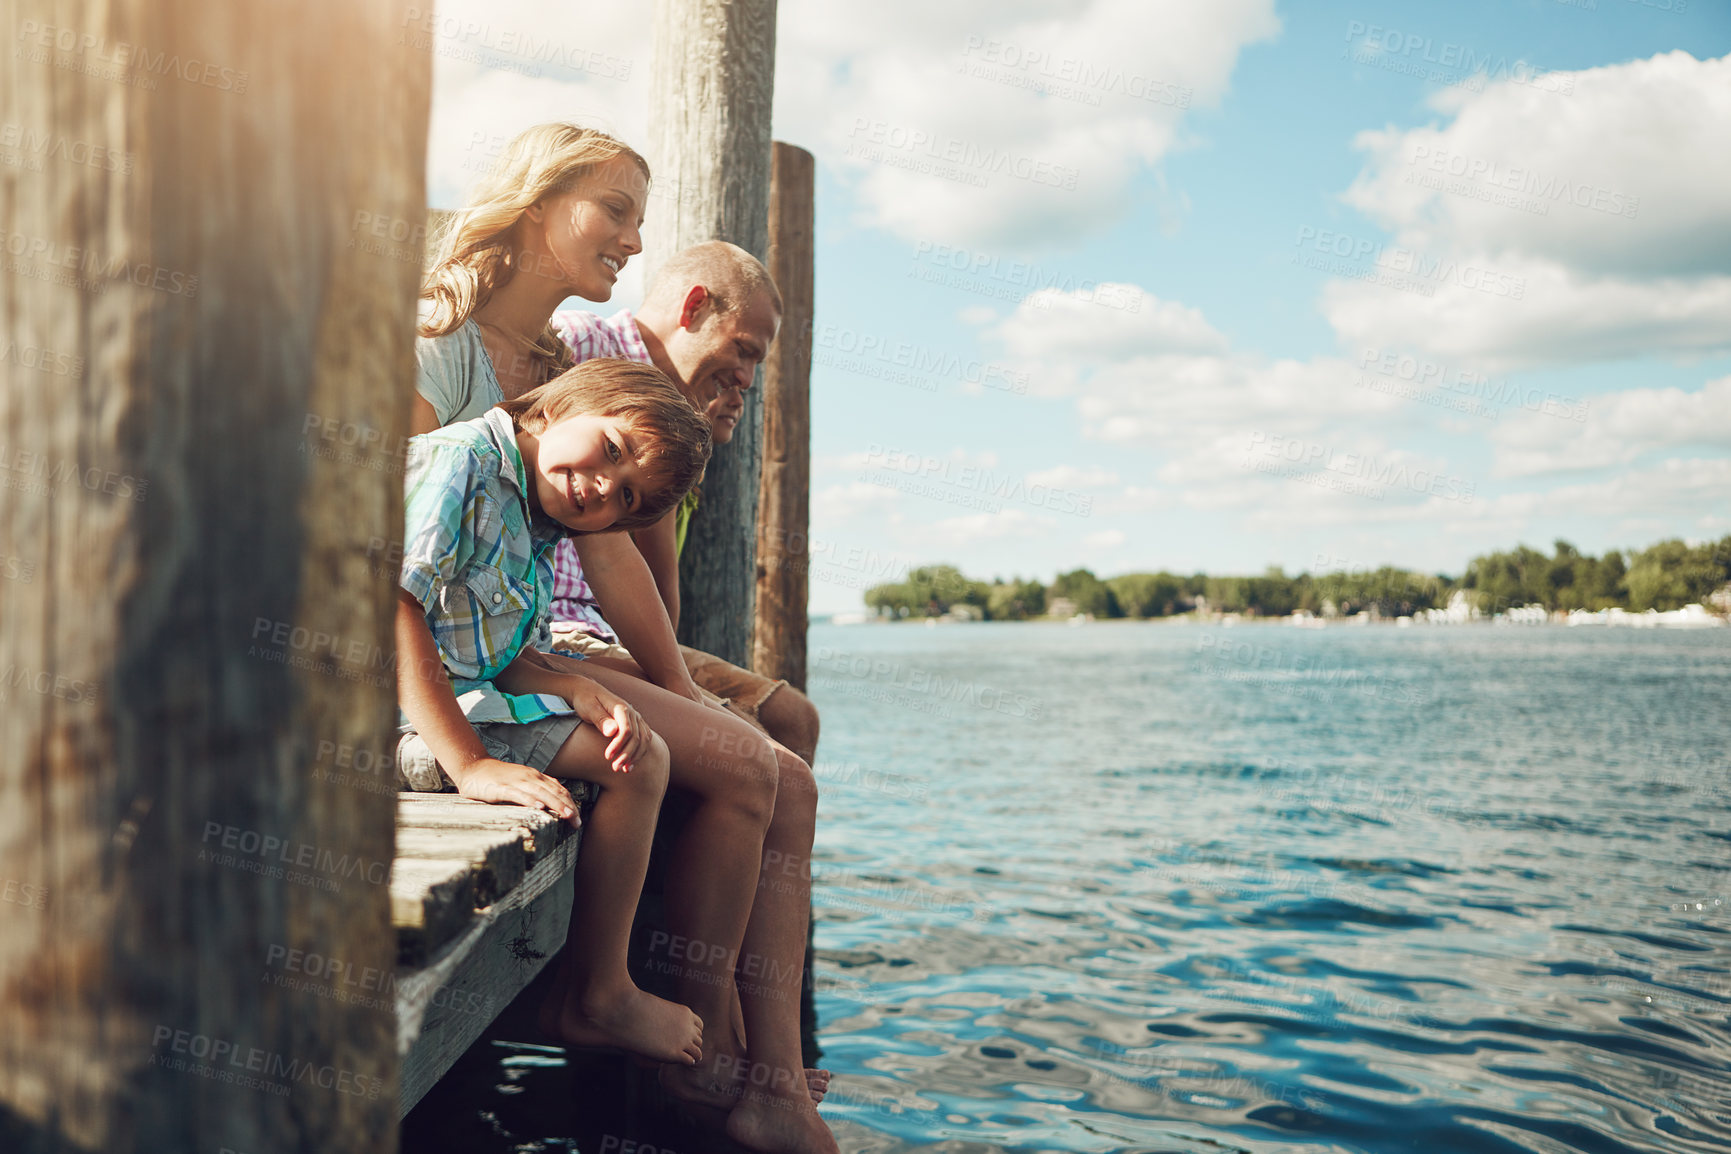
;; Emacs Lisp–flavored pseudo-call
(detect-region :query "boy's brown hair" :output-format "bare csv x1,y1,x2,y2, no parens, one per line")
497,358,711,531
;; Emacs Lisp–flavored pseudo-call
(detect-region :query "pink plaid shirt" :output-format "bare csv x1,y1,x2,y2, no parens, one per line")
551,306,651,366
546,309,653,642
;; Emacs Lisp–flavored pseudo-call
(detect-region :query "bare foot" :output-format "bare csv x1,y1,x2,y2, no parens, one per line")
722,1054,831,1104
726,1078,839,1154
660,1054,742,1111
540,980,703,1065
721,990,826,1100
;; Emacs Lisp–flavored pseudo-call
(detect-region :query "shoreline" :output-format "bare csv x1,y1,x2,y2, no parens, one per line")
818,606,1728,630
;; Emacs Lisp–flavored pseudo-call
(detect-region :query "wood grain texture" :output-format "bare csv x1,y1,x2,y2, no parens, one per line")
394,833,581,1117
0,2,429,1149
394,794,568,867
390,795,578,965
390,861,480,966
752,143,814,689
646,0,778,667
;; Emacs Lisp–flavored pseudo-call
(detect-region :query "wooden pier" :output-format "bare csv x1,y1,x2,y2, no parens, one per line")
391,793,589,1118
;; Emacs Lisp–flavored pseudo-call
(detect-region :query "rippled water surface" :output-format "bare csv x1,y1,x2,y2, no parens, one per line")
405,621,1731,1153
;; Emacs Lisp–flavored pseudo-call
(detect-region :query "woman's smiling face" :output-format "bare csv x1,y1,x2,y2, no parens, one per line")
519,412,660,533
526,155,648,302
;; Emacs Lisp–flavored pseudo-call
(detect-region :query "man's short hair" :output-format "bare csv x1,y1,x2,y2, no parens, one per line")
645,240,783,318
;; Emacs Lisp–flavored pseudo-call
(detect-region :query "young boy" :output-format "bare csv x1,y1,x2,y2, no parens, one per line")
395,358,711,1064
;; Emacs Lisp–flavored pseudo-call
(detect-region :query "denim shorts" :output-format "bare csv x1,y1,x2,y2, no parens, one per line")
396,714,582,793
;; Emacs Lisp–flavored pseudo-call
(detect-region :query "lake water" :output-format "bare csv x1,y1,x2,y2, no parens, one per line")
402,620,1731,1153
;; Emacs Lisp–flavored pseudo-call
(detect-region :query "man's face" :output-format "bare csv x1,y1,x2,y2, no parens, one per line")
668,289,781,445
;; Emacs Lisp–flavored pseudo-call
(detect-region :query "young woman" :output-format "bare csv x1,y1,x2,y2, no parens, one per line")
414,123,836,1154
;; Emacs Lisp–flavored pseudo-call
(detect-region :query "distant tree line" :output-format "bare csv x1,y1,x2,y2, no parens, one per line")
861,536,1731,621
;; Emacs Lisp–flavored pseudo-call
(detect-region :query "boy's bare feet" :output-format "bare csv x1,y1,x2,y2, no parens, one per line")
538,979,703,1065
805,1067,831,1103
726,1082,840,1154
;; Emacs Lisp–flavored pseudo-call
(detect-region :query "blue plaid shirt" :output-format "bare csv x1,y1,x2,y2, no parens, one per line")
399,408,572,725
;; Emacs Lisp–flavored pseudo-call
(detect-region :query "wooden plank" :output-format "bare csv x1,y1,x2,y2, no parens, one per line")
391,861,478,968
753,142,815,691
389,798,579,964
395,796,572,867
395,834,582,1117
393,827,527,907
0,1,427,1150
649,0,779,667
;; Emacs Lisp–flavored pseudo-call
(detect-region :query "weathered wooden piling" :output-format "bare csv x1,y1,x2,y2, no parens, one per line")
753,142,815,692
0,2,428,1149
645,0,779,669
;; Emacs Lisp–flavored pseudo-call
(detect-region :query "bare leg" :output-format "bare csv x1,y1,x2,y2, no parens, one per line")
575,662,781,1104
725,746,839,1154
536,728,703,1065
726,974,831,1103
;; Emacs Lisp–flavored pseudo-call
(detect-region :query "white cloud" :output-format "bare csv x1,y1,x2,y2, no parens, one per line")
773,0,1280,248
927,508,1053,544
1322,260,1731,371
812,480,905,524
984,282,1513,531
1026,465,1118,489
819,446,1003,473
425,2,652,207
995,287,1226,376
1491,375,1731,477
1480,457,1731,532
1345,52,1731,279
424,1,1279,261
1329,51,1731,368
1084,529,1127,548
987,288,1387,440
1099,485,1165,514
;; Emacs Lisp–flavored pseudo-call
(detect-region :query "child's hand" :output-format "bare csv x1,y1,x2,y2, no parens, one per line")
564,677,651,773
452,758,580,826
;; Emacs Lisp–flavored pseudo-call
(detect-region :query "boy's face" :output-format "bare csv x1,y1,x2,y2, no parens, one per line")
519,413,660,533
665,288,780,445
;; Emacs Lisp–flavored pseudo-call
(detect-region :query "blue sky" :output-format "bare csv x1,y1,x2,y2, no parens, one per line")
426,0,1731,613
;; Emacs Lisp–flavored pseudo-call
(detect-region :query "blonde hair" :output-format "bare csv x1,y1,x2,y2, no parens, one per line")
421,123,650,386
497,359,710,531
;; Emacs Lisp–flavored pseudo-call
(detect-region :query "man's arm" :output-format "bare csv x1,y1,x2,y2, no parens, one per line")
574,532,704,702
631,512,681,631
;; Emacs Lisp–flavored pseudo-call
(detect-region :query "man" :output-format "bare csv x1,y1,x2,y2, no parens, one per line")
547,240,820,766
